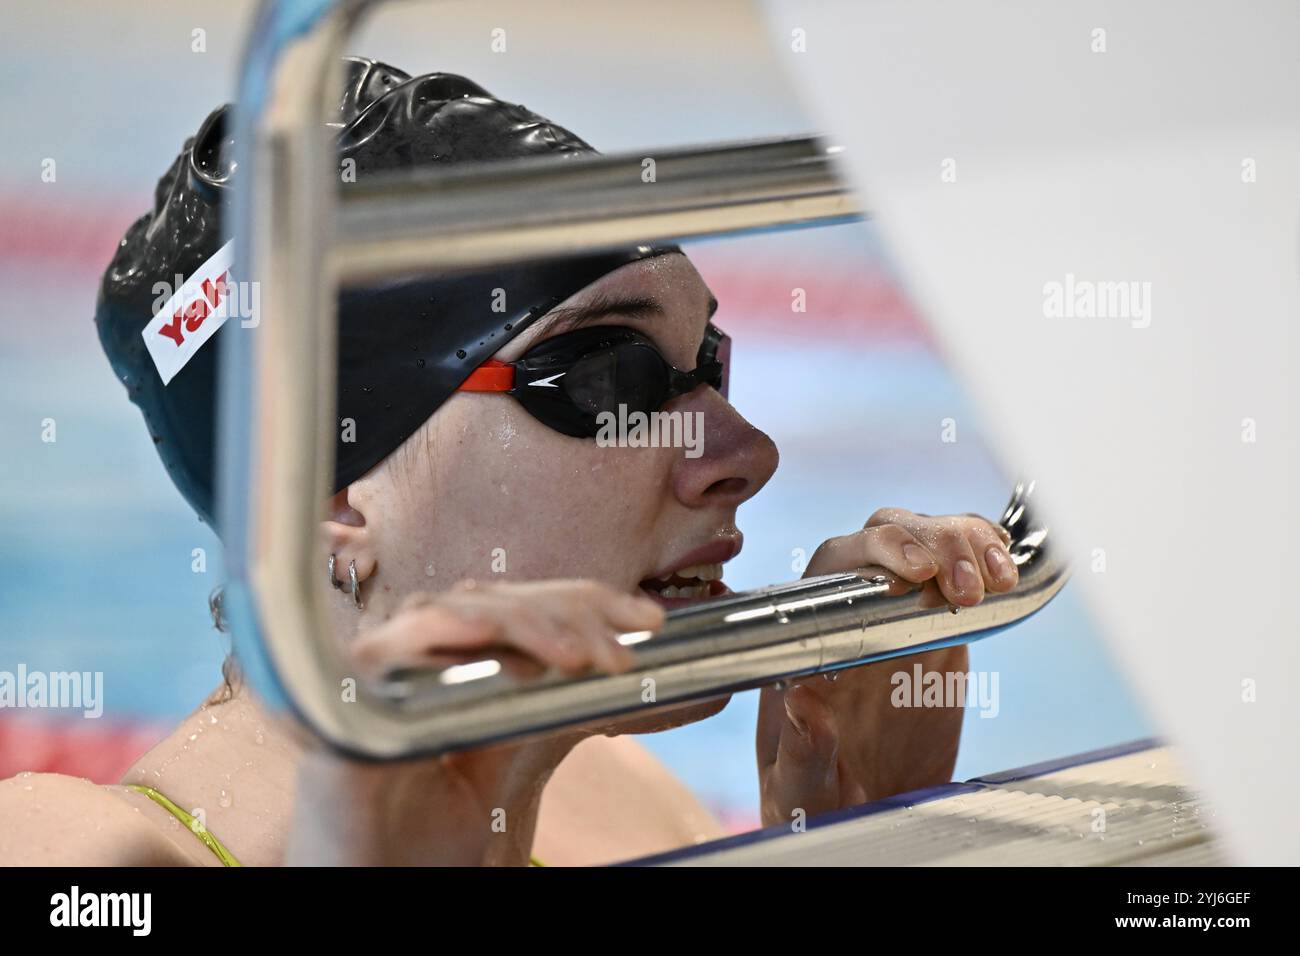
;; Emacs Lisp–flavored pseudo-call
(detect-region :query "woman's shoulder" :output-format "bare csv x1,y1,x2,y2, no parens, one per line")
535,735,727,866
0,772,206,866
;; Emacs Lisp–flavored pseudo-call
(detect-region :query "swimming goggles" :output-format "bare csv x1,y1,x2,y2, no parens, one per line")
458,324,730,437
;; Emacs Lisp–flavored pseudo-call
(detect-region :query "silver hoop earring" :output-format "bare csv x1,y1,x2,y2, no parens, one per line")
328,553,344,591
348,559,364,610
208,585,229,633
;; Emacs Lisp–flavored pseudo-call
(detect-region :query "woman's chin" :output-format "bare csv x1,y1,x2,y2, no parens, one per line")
588,695,732,737
586,579,733,735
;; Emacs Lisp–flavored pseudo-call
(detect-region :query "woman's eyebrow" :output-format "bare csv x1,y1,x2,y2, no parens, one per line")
535,293,666,336
531,290,718,342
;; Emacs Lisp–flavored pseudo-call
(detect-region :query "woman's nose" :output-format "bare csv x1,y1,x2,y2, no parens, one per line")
671,389,779,509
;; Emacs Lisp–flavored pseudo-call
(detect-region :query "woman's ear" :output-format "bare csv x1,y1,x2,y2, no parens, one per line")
322,486,377,587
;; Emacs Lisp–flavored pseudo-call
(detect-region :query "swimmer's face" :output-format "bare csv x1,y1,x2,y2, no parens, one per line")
334,253,780,730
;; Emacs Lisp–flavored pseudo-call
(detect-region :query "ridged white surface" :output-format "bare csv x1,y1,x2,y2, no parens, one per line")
668,747,1224,866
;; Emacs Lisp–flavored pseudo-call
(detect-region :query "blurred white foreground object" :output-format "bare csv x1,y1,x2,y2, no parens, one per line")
762,0,1300,863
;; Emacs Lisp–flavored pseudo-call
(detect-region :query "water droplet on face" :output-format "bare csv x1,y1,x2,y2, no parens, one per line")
209,714,218,725
218,789,232,809
425,562,436,577
188,733,198,742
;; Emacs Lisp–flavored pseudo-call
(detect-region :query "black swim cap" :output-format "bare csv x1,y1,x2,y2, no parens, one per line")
95,57,673,526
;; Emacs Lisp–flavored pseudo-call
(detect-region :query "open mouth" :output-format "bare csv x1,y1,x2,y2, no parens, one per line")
638,538,740,608
640,564,729,605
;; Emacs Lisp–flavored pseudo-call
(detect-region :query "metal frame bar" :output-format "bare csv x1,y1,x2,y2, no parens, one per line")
336,135,859,281
221,0,1067,759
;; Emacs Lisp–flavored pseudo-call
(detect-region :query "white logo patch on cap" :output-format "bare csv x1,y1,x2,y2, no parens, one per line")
141,239,235,385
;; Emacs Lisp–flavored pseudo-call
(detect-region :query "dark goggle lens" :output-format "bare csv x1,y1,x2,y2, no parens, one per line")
563,342,670,416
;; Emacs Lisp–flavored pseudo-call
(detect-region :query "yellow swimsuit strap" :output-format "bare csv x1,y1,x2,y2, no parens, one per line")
127,782,543,867
126,784,242,867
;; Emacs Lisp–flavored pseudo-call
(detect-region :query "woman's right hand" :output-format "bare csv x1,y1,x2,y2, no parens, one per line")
286,578,664,866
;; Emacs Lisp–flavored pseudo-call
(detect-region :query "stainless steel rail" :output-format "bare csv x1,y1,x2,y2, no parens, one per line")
220,0,1065,759
335,135,860,281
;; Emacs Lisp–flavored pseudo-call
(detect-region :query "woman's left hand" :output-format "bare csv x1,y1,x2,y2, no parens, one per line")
756,508,1018,828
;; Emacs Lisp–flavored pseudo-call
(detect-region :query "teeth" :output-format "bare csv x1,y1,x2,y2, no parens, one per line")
674,563,723,582
660,583,710,599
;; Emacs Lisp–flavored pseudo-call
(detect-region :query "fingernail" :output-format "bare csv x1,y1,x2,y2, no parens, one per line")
784,699,809,737
954,559,980,591
985,545,1015,582
902,543,934,568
